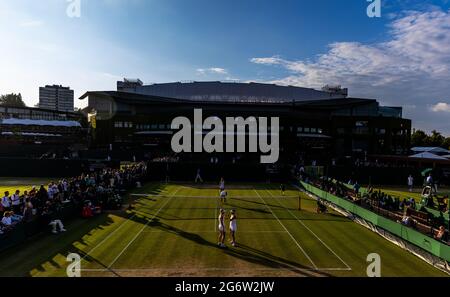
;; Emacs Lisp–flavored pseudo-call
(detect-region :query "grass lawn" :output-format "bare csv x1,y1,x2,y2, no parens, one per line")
372,185,450,202
0,177,54,195
0,182,447,277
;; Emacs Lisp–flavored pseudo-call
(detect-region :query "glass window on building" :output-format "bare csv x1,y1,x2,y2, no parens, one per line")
356,121,368,127
337,128,345,135
354,127,370,134
377,128,386,135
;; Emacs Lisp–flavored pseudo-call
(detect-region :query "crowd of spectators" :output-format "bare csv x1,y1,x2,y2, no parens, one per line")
305,175,449,244
0,162,147,236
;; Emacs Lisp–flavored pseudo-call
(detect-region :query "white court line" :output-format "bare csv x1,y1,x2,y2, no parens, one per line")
253,189,318,270
130,194,298,199
107,188,182,269
266,189,351,270
81,187,178,261
81,267,351,272
214,195,218,232
142,230,288,233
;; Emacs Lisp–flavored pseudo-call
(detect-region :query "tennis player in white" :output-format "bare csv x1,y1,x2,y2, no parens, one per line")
218,209,226,247
219,178,225,193
220,189,227,204
229,209,237,247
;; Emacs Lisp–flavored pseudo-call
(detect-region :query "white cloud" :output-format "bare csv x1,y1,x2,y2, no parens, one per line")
19,20,44,27
430,102,450,112
197,67,228,75
250,8,450,134
250,57,284,65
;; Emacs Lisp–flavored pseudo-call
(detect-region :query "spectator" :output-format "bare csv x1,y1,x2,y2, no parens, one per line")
400,214,413,227
407,175,414,192
21,190,29,207
81,205,93,218
434,226,446,241
426,173,438,193
36,185,48,206
1,191,11,212
1,211,18,230
11,190,21,214
354,182,361,195
41,201,66,234
1,162,147,234
22,202,34,223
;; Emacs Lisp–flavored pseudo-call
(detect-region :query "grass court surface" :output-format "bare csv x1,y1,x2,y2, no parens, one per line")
0,177,53,194
0,182,447,277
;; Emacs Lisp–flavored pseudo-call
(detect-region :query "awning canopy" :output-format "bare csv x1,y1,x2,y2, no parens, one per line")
409,152,448,160
411,147,450,154
1,118,81,127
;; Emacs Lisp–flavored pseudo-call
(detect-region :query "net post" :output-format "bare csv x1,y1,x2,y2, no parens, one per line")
298,194,302,211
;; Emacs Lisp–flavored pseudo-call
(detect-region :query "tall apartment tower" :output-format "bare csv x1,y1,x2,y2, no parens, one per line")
39,85,74,112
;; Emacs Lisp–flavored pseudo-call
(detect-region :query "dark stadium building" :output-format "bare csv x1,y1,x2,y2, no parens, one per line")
80,80,411,166
0,105,87,159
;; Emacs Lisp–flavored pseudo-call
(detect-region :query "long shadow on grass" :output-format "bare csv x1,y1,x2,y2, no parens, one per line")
0,214,115,276
145,218,331,277
0,183,168,277
130,207,348,224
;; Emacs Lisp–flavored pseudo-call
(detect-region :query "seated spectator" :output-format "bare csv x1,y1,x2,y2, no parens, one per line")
399,214,414,227
1,211,17,230
41,201,66,234
400,198,407,210
434,226,446,242
81,203,94,218
11,212,23,223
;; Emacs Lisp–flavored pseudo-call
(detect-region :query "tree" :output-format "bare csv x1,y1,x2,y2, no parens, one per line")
0,93,26,107
443,137,450,150
411,130,429,147
411,129,450,149
429,130,445,147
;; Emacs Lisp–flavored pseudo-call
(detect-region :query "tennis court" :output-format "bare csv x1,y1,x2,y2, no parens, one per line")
46,183,444,277
0,182,446,277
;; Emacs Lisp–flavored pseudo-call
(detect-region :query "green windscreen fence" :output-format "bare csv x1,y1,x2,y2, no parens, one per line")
301,181,450,262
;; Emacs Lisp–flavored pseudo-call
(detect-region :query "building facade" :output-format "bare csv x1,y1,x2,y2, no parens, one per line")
39,85,74,112
0,105,87,158
81,81,411,165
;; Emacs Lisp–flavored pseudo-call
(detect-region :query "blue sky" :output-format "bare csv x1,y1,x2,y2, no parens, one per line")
1,0,450,134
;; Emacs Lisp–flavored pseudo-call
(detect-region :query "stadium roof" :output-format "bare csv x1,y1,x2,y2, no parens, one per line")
115,81,349,103
80,90,376,108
